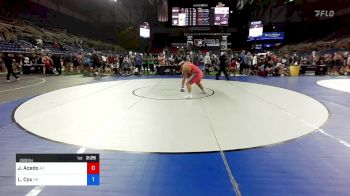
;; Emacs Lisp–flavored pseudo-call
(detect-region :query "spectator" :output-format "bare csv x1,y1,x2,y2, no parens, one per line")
77,53,84,73
129,52,135,70
3,52,20,82
275,61,287,76
83,55,93,75
42,55,53,74
36,54,43,64
29,53,36,64
250,54,258,75
142,53,148,74
198,54,204,69
324,54,333,75
211,54,219,71
264,56,275,76
148,54,155,73
92,53,101,76
252,54,258,67
13,54,22,74
0,53,6,72
101,55,107,74
216,52,230,80
281,55,288,66
122,56,131,76
167,54,174,65
158,53,166,66
246,52,253,75
73,55,79,72
52,54,62,75
338,52,348,75
229,57,237,76
332,52,343,75
107,54,115,73
345,53,350,75
203,52,211,75
239,50,246,75
135,53,143,75
257,61,268,77
23,55,30,65
64,54,73,73
157,53,166,74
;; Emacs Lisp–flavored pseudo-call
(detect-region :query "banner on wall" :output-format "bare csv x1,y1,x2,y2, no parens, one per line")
192,38,221,47
247,32,284,41
187,36,193,50
221,36,227,50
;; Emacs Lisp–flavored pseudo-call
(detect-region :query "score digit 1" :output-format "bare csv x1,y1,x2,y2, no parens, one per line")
87,162,100,186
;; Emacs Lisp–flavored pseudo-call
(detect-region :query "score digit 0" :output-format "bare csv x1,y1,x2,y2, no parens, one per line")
87,162,99,174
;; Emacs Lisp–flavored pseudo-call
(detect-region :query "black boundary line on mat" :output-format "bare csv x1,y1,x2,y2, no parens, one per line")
198,98,242,196
132,85,215,100
0,78,46,93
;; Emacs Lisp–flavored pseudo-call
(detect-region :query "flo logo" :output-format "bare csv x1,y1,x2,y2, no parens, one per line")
315,10,335,17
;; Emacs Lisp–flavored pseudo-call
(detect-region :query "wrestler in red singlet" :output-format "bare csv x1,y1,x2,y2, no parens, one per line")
179,61,206,99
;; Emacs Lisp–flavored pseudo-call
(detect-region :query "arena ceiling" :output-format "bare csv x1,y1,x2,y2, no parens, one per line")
42,0,350,26
32,0,158,25
29,0,349,44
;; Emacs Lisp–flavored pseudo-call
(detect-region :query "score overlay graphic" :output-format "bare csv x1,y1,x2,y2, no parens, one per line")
16,154,100,186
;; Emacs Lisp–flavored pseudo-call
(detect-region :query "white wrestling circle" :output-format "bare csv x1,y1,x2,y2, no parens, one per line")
317,79,350,93
14,78,328,153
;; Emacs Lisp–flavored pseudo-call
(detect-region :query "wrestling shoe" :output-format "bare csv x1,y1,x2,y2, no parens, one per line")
184,94,193,99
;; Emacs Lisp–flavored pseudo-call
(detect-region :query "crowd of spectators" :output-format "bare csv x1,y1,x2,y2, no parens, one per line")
185,49,350,77
1,48,350,81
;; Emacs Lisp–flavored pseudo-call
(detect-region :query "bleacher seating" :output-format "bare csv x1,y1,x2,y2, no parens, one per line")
0,16,124,55
0,41,25,52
